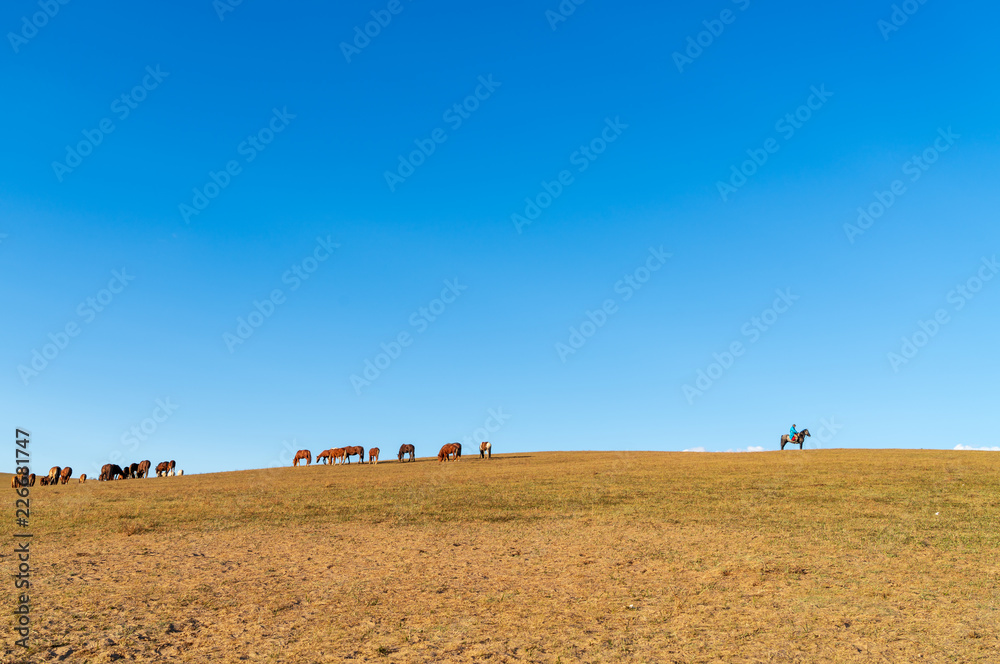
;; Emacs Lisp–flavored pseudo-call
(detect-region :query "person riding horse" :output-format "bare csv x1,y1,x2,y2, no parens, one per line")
789,424,799,444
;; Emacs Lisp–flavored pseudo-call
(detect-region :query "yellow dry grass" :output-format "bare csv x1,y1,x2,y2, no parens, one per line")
2,449,998,662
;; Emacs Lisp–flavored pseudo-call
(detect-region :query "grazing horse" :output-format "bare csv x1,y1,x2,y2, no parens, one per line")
10,474,22,489
780,428,811,450
109,464,126,480
293,450,312,467
155,461,170,477
48,466,62,486
28,473,35,487
369,448,380,465
137,460,151,478
316,449,334,464
128,462,139,479
479,441,492,459
330,448,347,465
438,443,461,462
398,444,415,462
343,446,365,464
60,467,73,484
79,474,87,483
121,465,132,479
39,476,50,486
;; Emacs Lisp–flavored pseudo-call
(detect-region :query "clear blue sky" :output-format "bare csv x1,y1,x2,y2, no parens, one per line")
3,0,998,475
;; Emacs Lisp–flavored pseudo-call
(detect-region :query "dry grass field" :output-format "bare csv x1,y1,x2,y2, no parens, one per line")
2,449,999,663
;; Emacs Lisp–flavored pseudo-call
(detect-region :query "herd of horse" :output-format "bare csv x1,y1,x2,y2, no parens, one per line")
292,442,493,466
98,460,181,481
10,460,182,489
10,465,74,488
9,440,498,489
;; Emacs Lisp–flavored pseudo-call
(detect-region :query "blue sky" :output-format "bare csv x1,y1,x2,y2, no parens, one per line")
3,0,998,474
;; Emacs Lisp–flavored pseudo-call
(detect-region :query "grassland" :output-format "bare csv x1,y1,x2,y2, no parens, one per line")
2,449,998,662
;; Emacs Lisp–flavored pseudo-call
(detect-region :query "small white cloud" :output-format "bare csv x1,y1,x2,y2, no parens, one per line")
954,444,1000,451
682,446,707,453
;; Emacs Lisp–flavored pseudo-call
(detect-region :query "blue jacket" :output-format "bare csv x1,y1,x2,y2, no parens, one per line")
789,426,798,437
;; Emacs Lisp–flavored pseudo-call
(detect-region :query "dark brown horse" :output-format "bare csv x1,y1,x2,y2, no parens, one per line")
39,476,50,486
780,428,811,450
60,467,73,484
343,446,365,464
28,473,35,487
398,444,415,462
293,450,312,467
479,441,492,459
137,460,151,478
128,462,139,479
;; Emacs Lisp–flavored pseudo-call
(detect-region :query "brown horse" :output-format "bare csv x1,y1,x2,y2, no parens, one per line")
398,444,415,462
48,466,61,485
137,460,151,478
10,475,21,489
316,449,333,464
438,443,461,462
479,442,492,459
79,474,87,483
39,476,50,486
128,462,139,479
293,450,312,467
60,467,73,484
369,448,380,465
330,448,347,465
780,428,811,450
155,461,170,476
28,473,35,486
343,446,365,464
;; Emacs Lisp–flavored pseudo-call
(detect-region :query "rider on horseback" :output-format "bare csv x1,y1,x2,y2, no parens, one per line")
789,424,799,444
